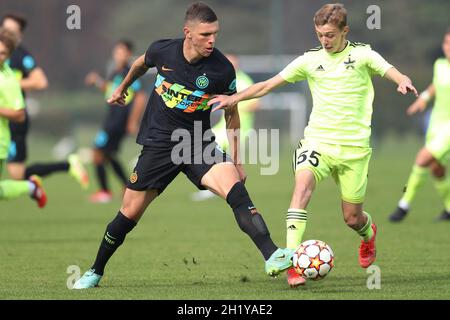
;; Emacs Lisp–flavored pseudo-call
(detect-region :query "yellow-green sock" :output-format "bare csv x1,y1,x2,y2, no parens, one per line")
286,208,307,249
434,176,450,212
0,180,31,200
399,165,428,209
357,212,373,242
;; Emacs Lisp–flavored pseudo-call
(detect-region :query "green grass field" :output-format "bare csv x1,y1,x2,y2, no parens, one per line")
1,135,449,300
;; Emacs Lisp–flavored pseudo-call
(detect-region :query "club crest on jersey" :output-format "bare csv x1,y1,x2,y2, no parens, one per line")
130,171,138,184
196,75,209,89
344,55,356,70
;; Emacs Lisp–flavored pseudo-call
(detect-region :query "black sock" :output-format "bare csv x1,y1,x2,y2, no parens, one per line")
109,157,128,185
226,182,278,260
96,164,109,191
91,211,137,276
24,162,69,179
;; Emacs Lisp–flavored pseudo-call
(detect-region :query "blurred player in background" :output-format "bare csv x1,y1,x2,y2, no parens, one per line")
74,2,293,289
390,28,450,222
1,13,89,189
191,53,260,201
85,39,147,203
209,3,418,288
0,27,46,208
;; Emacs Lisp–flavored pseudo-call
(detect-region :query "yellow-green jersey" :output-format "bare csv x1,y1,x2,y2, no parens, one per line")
279,41,393,147
213,69,257,149
429,58,450,129
0,63,25,160
235,70,257,130
426,58,450,163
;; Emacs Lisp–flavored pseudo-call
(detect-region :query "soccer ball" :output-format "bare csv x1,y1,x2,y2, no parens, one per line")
293,240,334,280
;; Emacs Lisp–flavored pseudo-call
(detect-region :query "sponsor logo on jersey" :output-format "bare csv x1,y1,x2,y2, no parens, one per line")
155,74,212,113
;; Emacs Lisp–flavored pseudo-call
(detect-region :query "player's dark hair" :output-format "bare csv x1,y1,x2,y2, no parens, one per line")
185,2,218,24
117,39,134,52
0,27,19,55
1,12,28,32
314,3,347,30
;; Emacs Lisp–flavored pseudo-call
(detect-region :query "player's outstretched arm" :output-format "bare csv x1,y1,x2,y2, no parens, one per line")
107,54,149,105
85,71,106,92
0,107,25,122
407,84,435,116
384,67,418,97
21,67,48,91
209,74,288,112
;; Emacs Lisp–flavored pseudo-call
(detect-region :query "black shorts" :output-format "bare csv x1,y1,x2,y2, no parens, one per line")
7,133,27,163
127,140,232,194
94,129,126,154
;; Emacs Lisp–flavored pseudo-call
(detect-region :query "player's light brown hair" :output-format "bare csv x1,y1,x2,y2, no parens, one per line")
0,27,19,55
314,3,347,30
1,12,28,32
185,2,218,24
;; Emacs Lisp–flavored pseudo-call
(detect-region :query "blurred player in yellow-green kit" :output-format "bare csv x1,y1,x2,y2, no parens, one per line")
390,28,450,222
1,12,89,191
191,53,260,201
0,27,46,208
209,3,418,288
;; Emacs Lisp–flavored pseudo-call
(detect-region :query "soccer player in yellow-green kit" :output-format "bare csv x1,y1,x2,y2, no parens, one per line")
390,28,450,222
0,27,47,208
209,3,418,288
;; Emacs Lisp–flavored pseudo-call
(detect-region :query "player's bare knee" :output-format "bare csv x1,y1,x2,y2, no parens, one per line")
7,164,25,180
415,148,434,167
431,161,445,178
93,149,105,165
120,198,142,221
9,171,24,180
119,204,141,222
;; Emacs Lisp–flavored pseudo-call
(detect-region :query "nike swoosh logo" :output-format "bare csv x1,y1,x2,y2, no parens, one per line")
162,66,174,72
277,254,286,259
106,232,117,240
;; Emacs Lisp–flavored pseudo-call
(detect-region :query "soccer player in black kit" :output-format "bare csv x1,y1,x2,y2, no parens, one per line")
85,39,147,203
74,2,293,289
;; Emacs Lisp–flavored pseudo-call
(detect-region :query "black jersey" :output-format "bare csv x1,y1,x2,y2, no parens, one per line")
8,44,37,82
136,39,237,146
8,45,37,135
103,65,143,133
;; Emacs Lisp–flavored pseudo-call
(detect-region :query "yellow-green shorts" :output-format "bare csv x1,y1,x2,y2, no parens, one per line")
292,139,372,204
426,124,450,165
